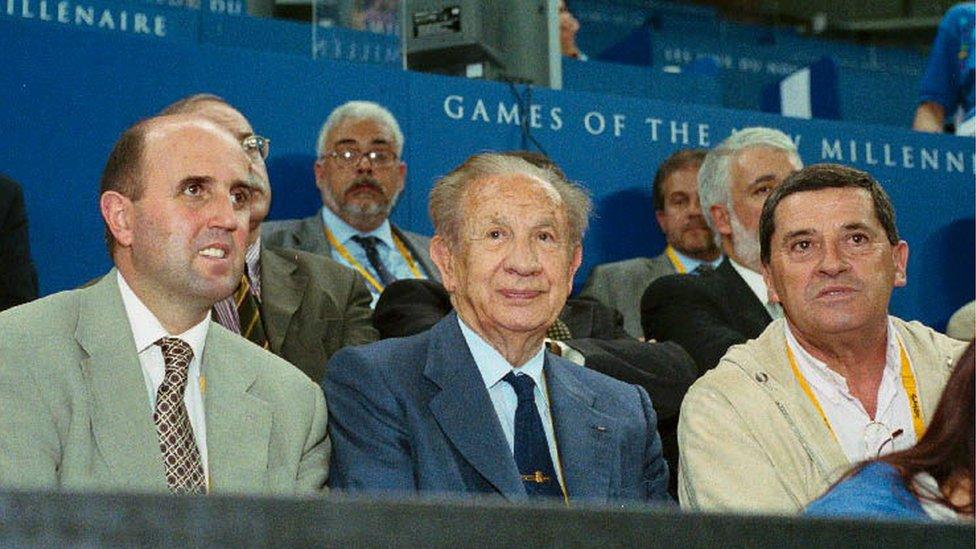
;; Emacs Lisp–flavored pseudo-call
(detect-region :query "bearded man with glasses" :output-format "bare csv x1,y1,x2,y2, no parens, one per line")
264,100,439,307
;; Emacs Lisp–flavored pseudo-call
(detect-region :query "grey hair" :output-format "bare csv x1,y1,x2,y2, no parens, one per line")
316,100,404,157
698,127,801,236
429,152,592,250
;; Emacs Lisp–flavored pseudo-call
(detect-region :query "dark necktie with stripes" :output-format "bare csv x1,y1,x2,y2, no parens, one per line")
351,235,398,287
235,274,268,349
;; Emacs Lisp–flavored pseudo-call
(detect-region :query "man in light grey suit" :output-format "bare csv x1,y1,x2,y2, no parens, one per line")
580,149,721,338
263,100,437,307
324,153,670,502
0,114,329,494
162,95,377,382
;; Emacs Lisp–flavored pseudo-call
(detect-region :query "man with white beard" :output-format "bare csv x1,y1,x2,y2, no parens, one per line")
640,128,802,374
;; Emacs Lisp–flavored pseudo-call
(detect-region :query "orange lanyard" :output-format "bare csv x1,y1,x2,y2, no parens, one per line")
323,226,422,293
664,245,687,274
786,338,924,440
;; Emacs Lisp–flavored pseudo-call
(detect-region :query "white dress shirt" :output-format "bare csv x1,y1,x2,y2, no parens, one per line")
784,317,917,462
117,272,210,480
457,316,566,491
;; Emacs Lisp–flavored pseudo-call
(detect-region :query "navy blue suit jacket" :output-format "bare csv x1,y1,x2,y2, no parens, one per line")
323,312,670,503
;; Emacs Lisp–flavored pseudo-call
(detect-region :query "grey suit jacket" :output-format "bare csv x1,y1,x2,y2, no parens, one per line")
579,253,676,339
0,271,329,495
324,312,670,503
262,211,439,282
261,244,378,383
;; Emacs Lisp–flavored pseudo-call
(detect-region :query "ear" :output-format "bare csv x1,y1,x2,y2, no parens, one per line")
395,161,407,193
761,262,780,304
430,235,457,292
313,159,327,189
654,209,668,233
567,244,583,293
892,240,909,288
100,191,135,248
710,203,732,237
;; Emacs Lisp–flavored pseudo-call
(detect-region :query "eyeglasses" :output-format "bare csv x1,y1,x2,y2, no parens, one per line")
322,148,398,168
242,134,270,161
863,421,905,458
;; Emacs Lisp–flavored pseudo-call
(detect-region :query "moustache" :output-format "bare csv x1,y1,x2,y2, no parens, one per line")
345,176,384,194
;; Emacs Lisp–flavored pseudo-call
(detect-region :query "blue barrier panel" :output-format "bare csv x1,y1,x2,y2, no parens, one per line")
199,11,400,67
0,0,198,41
0,18,972,329
562,58,721,106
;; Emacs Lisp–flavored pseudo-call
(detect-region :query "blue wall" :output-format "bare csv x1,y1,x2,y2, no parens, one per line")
0,15,972,329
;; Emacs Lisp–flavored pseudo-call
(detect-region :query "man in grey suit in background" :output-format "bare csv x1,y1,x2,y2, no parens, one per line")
580,149,721,338
263,100,437,307
161,95,377,382
0,114,328,495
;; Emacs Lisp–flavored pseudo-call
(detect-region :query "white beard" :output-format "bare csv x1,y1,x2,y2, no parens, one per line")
729,211,761,272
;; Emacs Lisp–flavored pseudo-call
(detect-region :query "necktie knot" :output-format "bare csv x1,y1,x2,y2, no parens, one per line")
692,263,714,275
503,371,536,403
156,337,193,382
351,234,381,250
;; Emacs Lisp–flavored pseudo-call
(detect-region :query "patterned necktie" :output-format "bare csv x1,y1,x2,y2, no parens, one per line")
350,235,398,287
154,337,207,495
235,274,268,349
502,371,565,499
545,318,573,341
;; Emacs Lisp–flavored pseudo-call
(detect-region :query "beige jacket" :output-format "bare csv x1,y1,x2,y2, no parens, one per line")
678,317,965,514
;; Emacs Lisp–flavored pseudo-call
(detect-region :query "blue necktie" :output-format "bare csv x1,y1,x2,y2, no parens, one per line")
351,235,398,287
502,371,564,499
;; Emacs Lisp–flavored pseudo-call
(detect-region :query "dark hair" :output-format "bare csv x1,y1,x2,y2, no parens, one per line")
99,118,154,255
836,341,975,515
159,93,228,116
652,149,707,211
759,163,899,265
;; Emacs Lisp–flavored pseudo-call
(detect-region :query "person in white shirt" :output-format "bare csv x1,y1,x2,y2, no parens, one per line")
677,163,966,514
0,114,329,495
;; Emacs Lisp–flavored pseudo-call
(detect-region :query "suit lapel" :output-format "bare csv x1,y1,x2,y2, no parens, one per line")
423,313,526,500
716,258,771,334
546,358,614,501
259,245,306,353
392,225,437,281
77,271,169,492
202,327,272,492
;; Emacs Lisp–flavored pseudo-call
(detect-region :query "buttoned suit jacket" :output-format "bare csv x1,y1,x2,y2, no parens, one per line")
262,211,439,282
260,244,377,383
323,311,671,503
579,253,676,339
641,257,771,374
0,271,329,495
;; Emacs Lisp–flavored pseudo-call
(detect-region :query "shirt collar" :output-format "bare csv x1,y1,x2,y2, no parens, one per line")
784,316,901,397
320,205,395,249
116,271,210,359
729,257,769,305
245,236,262,291
457,315,546,391
669,246,723,273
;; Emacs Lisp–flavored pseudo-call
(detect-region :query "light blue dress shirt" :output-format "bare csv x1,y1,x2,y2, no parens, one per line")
320,207,426,305
670,247,723,273
457,316,566,489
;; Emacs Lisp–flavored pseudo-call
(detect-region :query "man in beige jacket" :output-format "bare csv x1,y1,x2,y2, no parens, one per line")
678,163,965,513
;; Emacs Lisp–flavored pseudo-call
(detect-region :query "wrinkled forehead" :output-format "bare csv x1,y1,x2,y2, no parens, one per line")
774,186,877,230
462,173,565,222
327,117,396,148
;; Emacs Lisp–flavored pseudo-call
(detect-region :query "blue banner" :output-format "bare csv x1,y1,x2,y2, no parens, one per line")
0,18,971,329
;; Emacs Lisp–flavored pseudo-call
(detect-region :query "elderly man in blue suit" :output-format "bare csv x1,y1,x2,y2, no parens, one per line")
324,153,670,503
